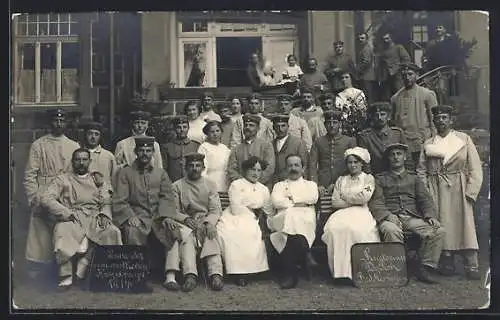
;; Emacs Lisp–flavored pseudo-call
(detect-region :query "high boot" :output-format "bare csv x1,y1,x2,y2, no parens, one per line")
279,241,298,289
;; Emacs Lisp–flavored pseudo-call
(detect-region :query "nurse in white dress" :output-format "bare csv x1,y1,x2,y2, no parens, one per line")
198,120,231,192
185,100,206,144
217,156,274,286
321,146,380,282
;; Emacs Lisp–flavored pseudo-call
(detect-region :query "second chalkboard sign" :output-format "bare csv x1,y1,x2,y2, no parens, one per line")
86,245,151,293
351,242,409,288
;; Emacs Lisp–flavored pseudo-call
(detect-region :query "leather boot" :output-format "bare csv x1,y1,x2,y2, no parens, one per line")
279,243,298,289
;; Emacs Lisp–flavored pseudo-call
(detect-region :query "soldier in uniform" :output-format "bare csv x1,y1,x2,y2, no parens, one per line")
275,94,313,152
112,137,179,290
369,143,445,284
324,40,357,94
23,108,80,281
114,111,163,169
80,120,118,186
159,115,201,183
357,102,411,174
309,109,357,195
270,114,309,186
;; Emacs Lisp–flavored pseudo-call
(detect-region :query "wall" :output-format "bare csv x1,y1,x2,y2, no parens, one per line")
141,12,174,101
457,11,490,115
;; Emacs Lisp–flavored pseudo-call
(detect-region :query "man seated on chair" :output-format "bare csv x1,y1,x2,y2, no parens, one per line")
40,148,122,290
368,143,445,284
268,154,319,289
112,137,180,290
163,152,224,292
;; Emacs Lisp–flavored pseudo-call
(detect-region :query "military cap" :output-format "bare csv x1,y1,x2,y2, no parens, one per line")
134,136,156,148
369,101,393,113
323,109,343,121
81,120,103,132
172,114,189,126
130,110,151,121
184,152,205,164
319,93,335,102
300,86,314,95
247,93,262,102
47,108,66,119
277,94,294,102
384,143,409,155
270,114,290,124
333,40,344,46
201,91,214,99
399,63,422,73
431,105,454,116
242,114,261,125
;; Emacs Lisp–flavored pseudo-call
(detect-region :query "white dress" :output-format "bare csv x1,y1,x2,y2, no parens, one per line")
268,178,319,253
321,172,380,279
217,178,274,274
198,142,231,192
187,117,206,144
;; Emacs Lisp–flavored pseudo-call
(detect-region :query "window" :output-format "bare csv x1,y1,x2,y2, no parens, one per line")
17,13,79,36
14,14,79,105
412,25,428,43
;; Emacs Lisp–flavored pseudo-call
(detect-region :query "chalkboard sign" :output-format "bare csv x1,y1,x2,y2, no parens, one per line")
86,245,151,293
351,242,409,288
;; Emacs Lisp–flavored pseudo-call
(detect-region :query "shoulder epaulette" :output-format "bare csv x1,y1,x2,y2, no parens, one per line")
389,126,404,132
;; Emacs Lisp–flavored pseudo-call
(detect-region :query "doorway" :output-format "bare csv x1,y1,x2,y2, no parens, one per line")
216,37,262,87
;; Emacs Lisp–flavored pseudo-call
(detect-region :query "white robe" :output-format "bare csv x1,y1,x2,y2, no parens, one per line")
198,142,231,192
188,117,207,144
321,172,380,279
114,135,163,169
268,178,319,253
217,178,274,274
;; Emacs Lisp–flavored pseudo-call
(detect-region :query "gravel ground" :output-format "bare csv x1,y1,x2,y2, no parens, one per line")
12,267,489,311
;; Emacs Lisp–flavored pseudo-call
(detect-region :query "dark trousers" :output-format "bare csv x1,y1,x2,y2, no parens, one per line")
381,73,404,100
279,235,309,280
360,80,379,104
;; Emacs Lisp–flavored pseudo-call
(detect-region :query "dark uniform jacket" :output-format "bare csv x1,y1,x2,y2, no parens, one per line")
159,138,200,183
368,170,437,223
309,134,356,187
324,53,356,92
357,126,410,174
273,135,309,185
380,44,411,80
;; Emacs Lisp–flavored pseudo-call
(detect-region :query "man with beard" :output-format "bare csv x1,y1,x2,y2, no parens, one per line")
309,110,356,195
230,93,275,148
113,137,180,289
114,111,163,169
358,102,409,174
422,24,453,71
159,115,201,183
297,57,329,94
275,94,312,152
81,121,118,186
164,153,224,292
228,114,276,186
271,114,309,186
357,32,378,103
369,143,445,284
391,63,438,167
324,40,356,94
40,148,122,289
417,105,483,280
268,154,319,289
23,108,80,281
199,91,222,122
290,88,324,128
380,33,411,100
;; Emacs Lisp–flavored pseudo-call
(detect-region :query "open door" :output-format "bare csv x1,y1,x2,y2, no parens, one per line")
262,36,298,83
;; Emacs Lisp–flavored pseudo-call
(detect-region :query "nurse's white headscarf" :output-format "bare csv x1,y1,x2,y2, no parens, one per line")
344,147,371,164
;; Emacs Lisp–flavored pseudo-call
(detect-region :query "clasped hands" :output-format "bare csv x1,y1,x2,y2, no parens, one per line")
183,217,217,240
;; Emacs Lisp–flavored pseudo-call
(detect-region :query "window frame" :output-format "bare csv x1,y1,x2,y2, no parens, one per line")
13,14,80,107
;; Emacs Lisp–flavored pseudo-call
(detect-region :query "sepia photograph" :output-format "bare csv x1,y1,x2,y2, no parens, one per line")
10,10,491,312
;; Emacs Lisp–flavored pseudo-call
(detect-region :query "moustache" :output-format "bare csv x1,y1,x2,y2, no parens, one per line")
289,170,300,174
